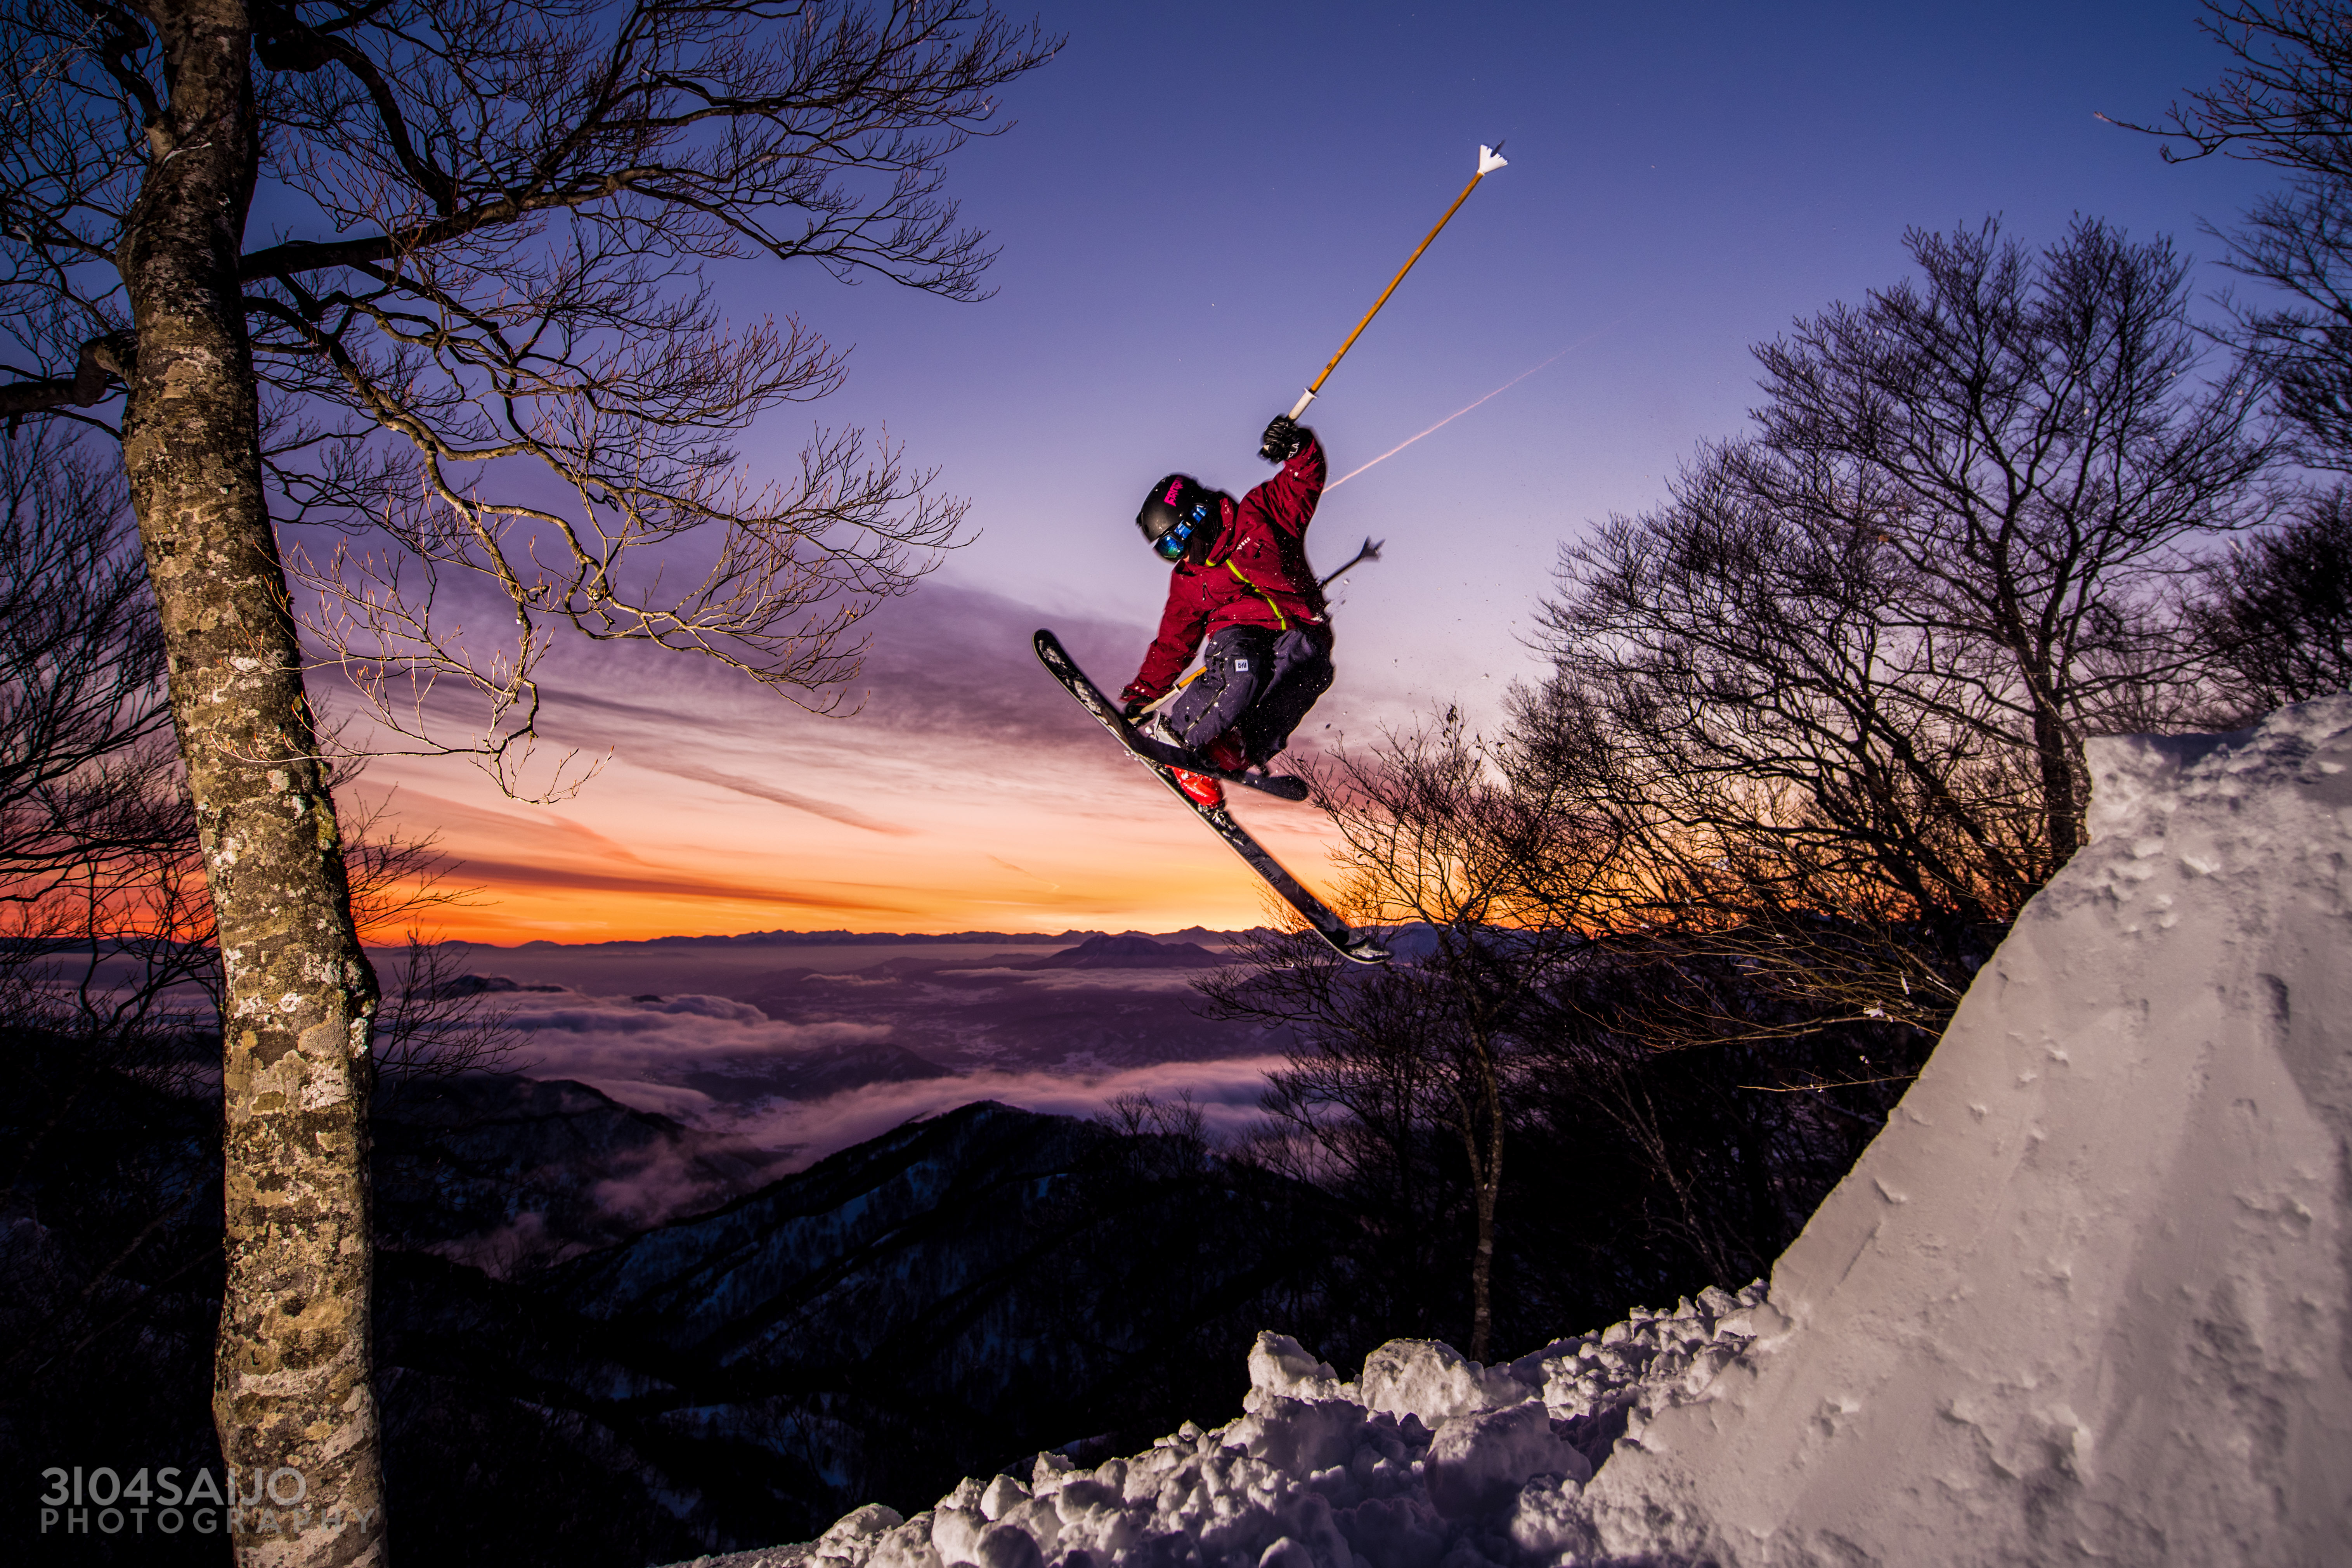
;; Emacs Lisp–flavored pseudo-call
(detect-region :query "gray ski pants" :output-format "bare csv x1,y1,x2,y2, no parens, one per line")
1163,625,1335,766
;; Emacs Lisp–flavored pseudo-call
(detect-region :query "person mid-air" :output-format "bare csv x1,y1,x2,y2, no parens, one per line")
1120,414,1335,808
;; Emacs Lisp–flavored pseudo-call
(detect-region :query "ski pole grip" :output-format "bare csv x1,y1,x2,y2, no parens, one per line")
1260,393,1318,462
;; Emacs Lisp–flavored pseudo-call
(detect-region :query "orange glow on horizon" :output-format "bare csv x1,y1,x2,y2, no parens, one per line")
351,752,1350,947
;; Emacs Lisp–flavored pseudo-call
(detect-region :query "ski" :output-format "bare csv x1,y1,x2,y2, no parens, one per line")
1034,629,1389,966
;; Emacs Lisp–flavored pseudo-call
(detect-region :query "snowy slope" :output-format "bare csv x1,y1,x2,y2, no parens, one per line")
1580,694,2352,1565
676,696,2352,1567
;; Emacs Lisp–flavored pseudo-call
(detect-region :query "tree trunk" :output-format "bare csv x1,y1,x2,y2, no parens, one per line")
1469,1162,1498,1364
119,5,385,1562
1465,1052,1503,1364
2029,682,2081,867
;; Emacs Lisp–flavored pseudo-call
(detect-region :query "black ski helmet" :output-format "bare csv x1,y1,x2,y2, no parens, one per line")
1137,473,1219,562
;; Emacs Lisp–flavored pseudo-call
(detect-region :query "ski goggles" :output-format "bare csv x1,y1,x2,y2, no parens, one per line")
1153,500,1215,562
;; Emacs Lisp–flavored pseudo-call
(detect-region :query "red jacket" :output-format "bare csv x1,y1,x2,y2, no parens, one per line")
1121,435,1331,706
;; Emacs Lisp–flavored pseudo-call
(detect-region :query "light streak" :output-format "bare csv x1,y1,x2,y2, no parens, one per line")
1325,329,1609,489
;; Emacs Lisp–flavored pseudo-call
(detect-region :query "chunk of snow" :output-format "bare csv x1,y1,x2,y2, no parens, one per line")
970,1521,1043,1568
1255,1539,1316,1568
1507,1476,1602,1558
1357,1339,1532,1424
929,1503,984,1565
822,1504,902,1543
1423,1400,1588,1519
976,1473,1028,1522
1244,1330,1355,1408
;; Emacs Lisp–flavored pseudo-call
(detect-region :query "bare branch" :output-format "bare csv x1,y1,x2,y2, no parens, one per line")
3,0,1054,783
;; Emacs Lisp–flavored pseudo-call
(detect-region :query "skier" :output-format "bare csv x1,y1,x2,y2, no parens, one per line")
1120,414,1335,807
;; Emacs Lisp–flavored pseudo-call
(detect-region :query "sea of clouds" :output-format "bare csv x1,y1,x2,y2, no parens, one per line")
494,982,1288,1172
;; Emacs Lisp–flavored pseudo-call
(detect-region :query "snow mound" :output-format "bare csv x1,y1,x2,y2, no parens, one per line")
676,697,2352,1566
671,1285,1768,1568
1581,696,2352,1563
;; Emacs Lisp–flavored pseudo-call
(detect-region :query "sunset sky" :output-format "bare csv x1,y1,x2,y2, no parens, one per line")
341,0,2280,944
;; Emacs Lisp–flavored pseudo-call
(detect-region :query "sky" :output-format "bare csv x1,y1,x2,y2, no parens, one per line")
341,0,2286,944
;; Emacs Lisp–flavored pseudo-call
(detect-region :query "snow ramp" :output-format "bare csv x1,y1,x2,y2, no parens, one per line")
1583,694,2352,1565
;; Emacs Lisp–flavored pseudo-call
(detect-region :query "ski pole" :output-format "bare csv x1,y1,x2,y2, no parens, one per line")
1318,536,1385,589
1266,143,1510,457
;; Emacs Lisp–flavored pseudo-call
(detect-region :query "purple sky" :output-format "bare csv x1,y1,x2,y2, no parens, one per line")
359,1,2288,942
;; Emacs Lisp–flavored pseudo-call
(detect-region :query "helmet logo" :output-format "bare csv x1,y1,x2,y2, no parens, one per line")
1163,479,1186,506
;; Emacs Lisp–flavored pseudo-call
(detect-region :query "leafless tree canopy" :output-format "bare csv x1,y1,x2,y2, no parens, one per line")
1202,718,1629,1361
0,426,178,892
2,0,1056,792
1202,716,1935,1351
2189,482,2352,705
1532,220,2272,988
2113,2,2352,464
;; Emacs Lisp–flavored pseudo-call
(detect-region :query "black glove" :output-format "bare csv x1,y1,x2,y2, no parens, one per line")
1121,698,1148,722
1258,414,1309,463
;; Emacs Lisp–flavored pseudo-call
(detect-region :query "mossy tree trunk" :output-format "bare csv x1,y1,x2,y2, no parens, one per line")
118,4,384,1562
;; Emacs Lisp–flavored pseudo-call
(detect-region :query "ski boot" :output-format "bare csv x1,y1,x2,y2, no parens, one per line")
1170,766,1225,807
1163,723,1246,807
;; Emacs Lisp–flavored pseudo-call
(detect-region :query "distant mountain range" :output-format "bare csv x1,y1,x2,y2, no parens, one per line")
465,926,1257,951
432,934,1296,1149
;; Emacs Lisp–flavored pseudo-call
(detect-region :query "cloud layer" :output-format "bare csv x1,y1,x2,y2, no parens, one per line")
486,967,1290,1172
720,1054,1291,1172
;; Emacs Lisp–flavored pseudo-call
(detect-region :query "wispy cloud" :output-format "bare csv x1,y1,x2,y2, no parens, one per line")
517,583,1151,760
418,854,921,914
663,762,919,837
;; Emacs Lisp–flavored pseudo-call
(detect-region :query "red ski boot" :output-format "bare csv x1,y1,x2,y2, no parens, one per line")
1170,765,1225,808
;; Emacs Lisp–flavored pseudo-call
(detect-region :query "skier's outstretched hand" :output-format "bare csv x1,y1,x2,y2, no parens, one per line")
1258,414,1309,463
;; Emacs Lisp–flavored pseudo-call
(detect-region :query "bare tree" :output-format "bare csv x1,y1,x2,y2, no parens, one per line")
1205,718,1926,1349
0,425,179,902
1532,220,2274,1031
1095,1089,1215,1183
0,3,1054,1559
366,936,527,1086
1203,717,1628,1361
2114,1,2352,465
2113,6,2352,708
1514,451,2038,1035
0,421,213,1093
1747,218,2272,861
2188,482,2352,705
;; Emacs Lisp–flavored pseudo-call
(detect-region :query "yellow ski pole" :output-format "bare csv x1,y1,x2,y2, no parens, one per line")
1266,143,1511,454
